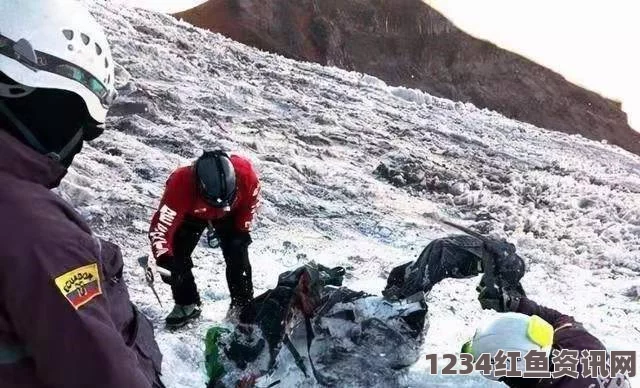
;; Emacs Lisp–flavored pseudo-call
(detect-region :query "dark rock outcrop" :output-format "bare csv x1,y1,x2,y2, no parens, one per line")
175,0,640,154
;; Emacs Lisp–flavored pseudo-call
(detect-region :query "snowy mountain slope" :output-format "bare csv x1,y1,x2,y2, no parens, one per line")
60,2,640,386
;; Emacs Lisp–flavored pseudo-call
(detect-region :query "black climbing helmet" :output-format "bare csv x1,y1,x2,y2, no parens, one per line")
194,150,237,208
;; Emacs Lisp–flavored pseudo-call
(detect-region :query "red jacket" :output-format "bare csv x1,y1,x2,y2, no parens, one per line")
149,155,260,261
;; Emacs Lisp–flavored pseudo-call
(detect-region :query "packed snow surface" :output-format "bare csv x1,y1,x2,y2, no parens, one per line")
59,2,640,386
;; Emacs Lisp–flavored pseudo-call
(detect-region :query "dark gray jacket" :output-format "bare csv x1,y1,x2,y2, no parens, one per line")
0,130,163,387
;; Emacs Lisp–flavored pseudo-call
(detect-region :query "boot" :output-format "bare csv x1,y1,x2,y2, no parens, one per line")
165,303,202,329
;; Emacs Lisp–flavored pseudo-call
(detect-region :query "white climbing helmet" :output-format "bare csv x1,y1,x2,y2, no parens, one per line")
0,0,116,123
461,312,554,381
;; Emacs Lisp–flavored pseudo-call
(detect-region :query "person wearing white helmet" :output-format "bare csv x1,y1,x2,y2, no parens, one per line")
463,279,632,387
0,0,117,166
462,312,555,384
0,1,164,387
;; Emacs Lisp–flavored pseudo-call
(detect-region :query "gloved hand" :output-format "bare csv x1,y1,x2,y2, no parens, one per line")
477,277,522,312
157,256,189,286
482,239,526,287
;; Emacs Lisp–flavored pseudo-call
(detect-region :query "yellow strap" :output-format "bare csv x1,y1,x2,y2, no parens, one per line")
527,315,554,349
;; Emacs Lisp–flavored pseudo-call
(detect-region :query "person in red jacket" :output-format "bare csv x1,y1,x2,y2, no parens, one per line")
148,150,261,329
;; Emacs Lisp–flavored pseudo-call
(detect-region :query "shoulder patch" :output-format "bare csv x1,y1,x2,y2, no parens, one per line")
54,263,103,310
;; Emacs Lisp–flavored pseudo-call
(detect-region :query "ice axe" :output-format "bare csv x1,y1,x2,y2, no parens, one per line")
440,219,498,274
137,254,169,307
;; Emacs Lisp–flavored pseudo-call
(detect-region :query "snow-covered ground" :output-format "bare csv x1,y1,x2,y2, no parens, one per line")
110,0,206,13
61,2,640,386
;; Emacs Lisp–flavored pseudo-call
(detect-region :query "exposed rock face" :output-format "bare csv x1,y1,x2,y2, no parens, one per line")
176,0,640,154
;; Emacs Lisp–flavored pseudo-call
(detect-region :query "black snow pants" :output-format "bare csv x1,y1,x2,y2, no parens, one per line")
170,218,253,306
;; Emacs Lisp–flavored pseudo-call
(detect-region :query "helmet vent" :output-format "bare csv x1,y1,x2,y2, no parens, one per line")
95,43,102,55
104,57,109,69
81,33,90,45
62,29,74,40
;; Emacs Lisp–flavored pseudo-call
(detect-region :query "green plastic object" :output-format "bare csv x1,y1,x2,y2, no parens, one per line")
205,326,231,382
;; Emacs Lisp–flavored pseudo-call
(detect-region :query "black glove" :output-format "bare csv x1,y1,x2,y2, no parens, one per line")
482,239,526,288
157,256,190,286
477,277,523,312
